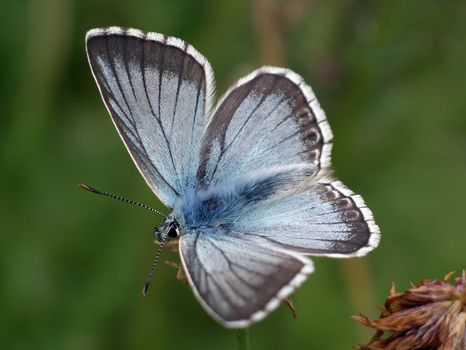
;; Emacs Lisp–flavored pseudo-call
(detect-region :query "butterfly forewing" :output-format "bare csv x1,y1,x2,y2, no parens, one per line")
86,27,214,207
196,67,333,189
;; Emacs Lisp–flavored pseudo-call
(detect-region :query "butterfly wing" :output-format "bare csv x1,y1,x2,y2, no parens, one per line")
86,27,215,207
233,178,380,257
179,231,313,328
196,67,332,189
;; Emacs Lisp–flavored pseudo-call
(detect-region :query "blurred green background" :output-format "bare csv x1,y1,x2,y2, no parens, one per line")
1,0,465,349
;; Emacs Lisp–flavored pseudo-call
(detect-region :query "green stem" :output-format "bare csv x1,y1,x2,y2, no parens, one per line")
235,328,250,350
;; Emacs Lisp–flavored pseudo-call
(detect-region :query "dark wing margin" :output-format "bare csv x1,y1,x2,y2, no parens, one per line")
179,232,313,328
196,66,333,189
86,27,215,207
308,179,380,257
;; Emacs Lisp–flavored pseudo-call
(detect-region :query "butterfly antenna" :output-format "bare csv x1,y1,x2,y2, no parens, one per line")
79,184,167,218
141,232,168,297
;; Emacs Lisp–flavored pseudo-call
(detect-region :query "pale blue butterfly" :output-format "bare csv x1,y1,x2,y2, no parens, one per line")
85,27,380,328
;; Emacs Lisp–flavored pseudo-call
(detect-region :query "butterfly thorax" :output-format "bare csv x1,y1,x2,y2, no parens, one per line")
154,186,243,243
173,188,241,233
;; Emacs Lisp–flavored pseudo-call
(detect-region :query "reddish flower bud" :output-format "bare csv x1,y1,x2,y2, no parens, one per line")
352,271,466,350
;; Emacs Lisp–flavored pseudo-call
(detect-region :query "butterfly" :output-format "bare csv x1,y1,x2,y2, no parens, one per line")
85,27,380,328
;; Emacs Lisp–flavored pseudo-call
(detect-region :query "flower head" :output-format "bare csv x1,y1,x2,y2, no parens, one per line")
352,271,466,350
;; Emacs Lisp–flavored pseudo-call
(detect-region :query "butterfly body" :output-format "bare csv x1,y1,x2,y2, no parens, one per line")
86,27,380,328
175,163,316,230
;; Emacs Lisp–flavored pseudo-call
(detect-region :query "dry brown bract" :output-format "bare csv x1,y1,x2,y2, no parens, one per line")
352,271,466,350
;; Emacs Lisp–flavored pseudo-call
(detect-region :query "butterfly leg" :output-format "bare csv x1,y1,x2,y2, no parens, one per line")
284,298,298,319
165,260,188,284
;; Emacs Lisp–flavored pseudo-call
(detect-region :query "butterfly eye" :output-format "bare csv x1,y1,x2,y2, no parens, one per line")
167,225,179,239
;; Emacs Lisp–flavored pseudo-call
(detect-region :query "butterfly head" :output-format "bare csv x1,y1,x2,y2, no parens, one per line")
154,215,180,244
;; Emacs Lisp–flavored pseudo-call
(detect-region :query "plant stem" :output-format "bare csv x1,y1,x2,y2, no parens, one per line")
235,328,250,350
342,259,376,341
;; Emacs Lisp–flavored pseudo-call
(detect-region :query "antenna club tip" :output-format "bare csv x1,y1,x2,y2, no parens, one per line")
79,184,98,193
141,284,149,298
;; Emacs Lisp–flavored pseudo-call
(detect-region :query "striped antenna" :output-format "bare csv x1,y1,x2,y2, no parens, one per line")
79,184,167,218
141,231,168,296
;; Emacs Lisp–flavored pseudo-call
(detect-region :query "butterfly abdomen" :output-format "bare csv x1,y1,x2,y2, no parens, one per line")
175,163,317,232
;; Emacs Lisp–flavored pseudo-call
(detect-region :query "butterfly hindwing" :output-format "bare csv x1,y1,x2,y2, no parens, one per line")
233,178,380,257
179,231,313,328
196,67,333,189
86,27,215,207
